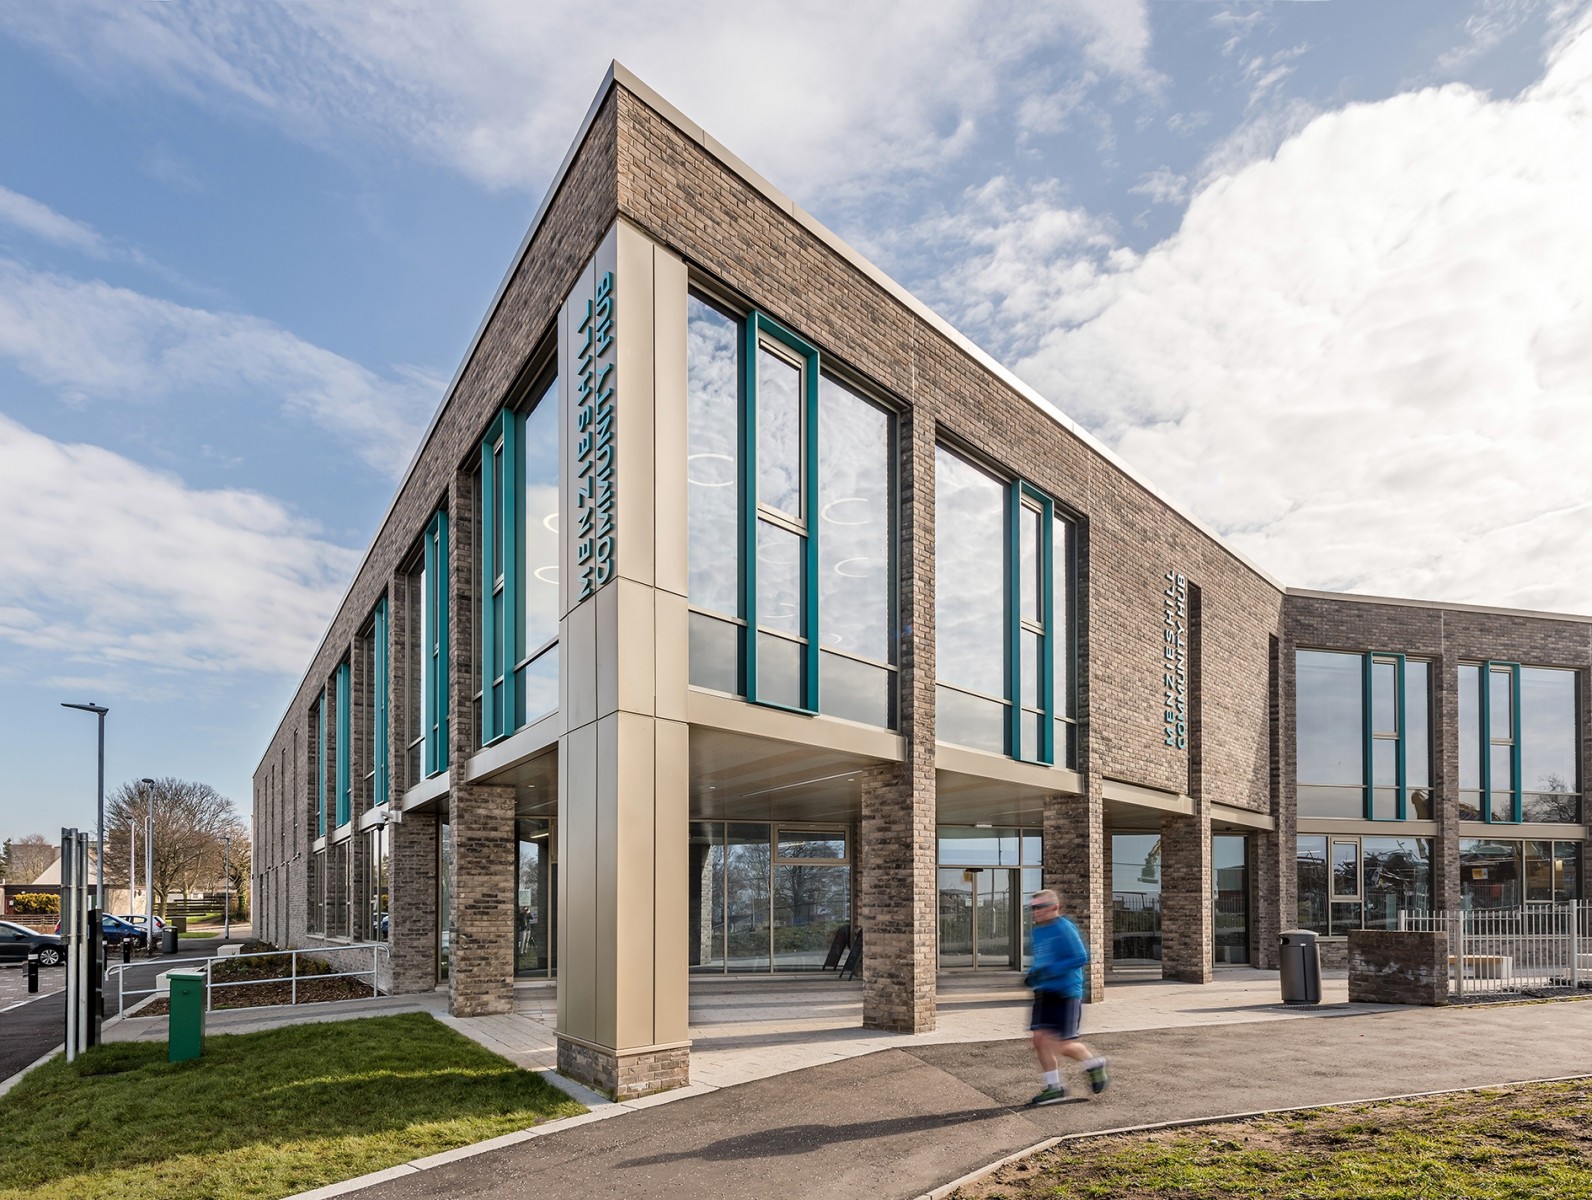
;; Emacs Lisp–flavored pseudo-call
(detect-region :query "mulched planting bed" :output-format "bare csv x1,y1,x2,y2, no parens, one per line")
954,1079,1592,1199
136,948,376,1015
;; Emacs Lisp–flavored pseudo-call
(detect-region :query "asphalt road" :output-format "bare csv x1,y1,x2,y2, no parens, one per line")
0,937,243,1082
350,1001,1592,1200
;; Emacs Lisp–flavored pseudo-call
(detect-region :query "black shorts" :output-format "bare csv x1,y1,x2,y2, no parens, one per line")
1030,990,1082,1039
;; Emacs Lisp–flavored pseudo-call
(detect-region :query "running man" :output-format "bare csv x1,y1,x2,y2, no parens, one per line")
1026,888,1109,1106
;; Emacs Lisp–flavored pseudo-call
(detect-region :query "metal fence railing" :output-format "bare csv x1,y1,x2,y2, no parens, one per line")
108,943,388,1016
1399,903,1590,999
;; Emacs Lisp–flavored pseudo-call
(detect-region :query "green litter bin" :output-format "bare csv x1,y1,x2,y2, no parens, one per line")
168,969,207,1063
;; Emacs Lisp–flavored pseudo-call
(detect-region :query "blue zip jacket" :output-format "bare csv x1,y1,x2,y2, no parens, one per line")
1029,915,1089,997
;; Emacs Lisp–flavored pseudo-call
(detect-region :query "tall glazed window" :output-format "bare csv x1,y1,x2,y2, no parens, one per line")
480,370,559,744
421,510,450,777
685,291,895,723
816,375,894,726
334,660,351,829
934,446,1073,765
1296,650,1430,820
686,296,743,695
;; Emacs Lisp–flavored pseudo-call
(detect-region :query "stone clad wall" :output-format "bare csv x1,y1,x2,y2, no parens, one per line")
1348,929,1449,1005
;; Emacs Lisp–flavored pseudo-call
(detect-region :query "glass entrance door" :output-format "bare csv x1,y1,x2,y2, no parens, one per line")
1214,834,1249,964
1111,833,1163,966
937,867,1018,969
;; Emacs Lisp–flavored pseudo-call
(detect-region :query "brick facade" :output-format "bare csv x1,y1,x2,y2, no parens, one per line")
250,70,1591,1089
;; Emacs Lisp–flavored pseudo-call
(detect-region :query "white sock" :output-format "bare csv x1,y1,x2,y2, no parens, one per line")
1044,1070,1061,1087
1082,1057,1105,1070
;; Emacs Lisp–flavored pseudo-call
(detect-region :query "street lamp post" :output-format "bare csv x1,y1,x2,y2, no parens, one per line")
61,703,109,909
223,833,231,941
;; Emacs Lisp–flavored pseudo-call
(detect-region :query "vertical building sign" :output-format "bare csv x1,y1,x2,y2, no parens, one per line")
575,270,617,601
1162,569,1188,750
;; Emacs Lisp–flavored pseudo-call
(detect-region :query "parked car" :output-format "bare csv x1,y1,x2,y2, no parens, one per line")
0,919,65,966
53,913,149,949
116,913,168,934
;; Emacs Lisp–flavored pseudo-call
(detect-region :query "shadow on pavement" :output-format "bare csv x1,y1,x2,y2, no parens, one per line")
621,1104,1038,1166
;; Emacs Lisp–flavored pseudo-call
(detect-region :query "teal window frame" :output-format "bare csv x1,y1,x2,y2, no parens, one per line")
740,311,821,714
373,596,389,806
315,689,327,837
1007,483,1057,764
423,510,450,777
335,660,351,828
479,407,523,745
1362,652,1407,820
1479,660,1523,824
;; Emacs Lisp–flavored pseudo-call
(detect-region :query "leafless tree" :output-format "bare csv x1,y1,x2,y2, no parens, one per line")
2,834,58,885
104,777,239,918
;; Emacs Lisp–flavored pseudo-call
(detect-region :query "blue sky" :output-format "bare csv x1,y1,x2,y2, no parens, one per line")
1,1,1589,848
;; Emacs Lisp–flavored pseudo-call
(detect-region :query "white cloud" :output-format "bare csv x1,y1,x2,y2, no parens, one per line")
1,1,1158,195
0,184,106,254
999,10,1592,613
1128,166,1189,205
0,413,358,674
0,259,438,474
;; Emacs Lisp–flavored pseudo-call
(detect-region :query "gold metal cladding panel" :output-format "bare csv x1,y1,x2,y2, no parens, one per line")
652,242,689,601
616,579,657,718
616,220,656,589
615,710,660,1049
654,590,691,725
653,717,691,1043
558,723,599,1043
594,712,621,1047
595,579,621,720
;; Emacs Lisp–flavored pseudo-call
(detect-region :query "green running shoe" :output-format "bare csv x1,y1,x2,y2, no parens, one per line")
1086,1060,1110,1095
1028,1084,1067,1107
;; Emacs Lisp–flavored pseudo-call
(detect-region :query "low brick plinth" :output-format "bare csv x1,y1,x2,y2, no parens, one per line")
557,1036,691,1100
1348,930,1448,1005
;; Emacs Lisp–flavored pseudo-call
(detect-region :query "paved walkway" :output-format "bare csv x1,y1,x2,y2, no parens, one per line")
92,967,1592,1199
337,999,1592,1200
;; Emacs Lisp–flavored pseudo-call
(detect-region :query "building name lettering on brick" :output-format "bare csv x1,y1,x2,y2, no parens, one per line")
1162,569,1188,750
575,269,616,601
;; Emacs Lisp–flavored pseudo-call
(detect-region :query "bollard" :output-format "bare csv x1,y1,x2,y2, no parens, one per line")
122,939,132,965
26,953,38,994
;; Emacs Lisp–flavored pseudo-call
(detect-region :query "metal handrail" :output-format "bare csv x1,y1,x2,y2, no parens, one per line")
108,942,388,1015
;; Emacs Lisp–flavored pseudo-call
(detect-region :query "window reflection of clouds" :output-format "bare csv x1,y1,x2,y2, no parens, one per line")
756,521,801,633
1520,667,1578,794
687,297,740,616
523,384,559,653
757,348,802,518
935,447,1005,699
817,375,889,663
1295,650,1363,785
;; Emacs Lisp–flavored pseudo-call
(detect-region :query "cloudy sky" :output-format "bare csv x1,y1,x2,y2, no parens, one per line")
1,0,1588,847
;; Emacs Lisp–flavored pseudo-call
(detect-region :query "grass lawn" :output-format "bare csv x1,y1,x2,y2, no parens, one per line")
955,1080,1592,1200
0,1012,584,1200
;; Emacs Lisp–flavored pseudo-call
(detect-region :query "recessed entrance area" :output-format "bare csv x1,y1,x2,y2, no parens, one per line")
937,826,1041,971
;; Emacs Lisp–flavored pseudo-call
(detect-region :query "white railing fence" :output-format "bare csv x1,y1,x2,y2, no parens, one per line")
108,943,388,1016
1399,902,1590,999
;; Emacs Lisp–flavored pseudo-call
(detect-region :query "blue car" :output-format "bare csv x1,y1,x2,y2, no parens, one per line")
53,913,149,949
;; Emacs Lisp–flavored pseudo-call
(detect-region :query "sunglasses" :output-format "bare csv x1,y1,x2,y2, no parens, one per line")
1030,902,1058,910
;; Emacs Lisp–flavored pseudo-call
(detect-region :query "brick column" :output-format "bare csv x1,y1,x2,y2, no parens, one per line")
386,808,438,993
1159,805,1212,982
1045,787,1104,1001
449,783,516,1016
860,398,936,1033
860,762,936,1031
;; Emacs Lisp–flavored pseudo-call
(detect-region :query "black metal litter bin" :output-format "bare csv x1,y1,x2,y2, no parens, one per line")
1279,929,1321,1004
161,928,179,954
